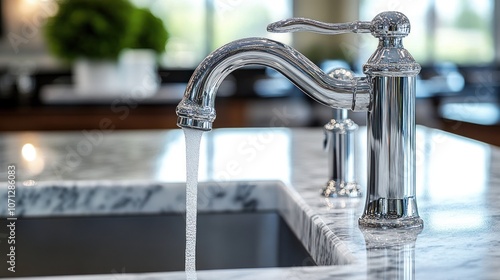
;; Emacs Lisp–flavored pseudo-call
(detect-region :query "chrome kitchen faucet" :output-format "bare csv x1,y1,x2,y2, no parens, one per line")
176,11,423,229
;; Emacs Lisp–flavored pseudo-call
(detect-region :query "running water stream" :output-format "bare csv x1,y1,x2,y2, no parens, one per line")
183,128,204,280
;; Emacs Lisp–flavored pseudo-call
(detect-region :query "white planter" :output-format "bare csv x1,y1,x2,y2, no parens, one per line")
119,49,159,98
73,59,122,95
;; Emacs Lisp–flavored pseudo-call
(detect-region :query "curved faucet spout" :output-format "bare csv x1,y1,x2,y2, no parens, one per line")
176,37,371,131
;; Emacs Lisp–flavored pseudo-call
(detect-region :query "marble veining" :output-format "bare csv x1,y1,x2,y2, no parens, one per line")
0,127,500,279
0,179,354,268
0,181,279,217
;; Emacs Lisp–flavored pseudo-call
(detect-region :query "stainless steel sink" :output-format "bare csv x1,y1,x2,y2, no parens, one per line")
0,211,314,277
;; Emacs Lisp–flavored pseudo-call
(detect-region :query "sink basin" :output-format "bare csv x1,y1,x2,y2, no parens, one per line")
0,211,314,277
0,181,352,278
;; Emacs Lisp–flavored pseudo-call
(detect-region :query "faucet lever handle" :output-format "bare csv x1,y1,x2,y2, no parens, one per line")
268,12,412,39
267,18,371,35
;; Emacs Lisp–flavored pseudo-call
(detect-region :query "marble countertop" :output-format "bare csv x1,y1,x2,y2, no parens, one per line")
0,127,499,279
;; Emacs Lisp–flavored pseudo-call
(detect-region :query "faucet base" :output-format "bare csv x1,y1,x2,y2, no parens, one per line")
322,180,361,198
358,197,423,229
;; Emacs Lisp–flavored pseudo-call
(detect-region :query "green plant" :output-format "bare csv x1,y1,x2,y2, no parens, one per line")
44,0,136,62
127,8,169,53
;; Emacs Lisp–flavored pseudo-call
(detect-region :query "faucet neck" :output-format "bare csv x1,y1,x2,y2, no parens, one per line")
176,37,371,131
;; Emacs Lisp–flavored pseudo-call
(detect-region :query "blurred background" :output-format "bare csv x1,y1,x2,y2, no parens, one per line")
1,0,499,145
